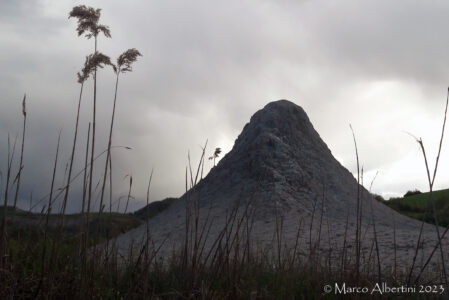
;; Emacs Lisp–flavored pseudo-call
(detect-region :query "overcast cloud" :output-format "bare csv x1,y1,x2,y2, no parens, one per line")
1,0,449,212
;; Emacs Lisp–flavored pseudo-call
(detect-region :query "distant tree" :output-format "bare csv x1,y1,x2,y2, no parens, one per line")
403,189,422,198
388,197,402,201
372,194,385,202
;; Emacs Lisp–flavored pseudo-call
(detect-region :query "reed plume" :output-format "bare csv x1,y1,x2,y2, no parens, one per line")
97,49,141,238
69,5,111,39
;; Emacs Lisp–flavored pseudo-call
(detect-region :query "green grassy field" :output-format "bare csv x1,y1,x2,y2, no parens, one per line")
0,206,144,238
0,197,176,242
383,188,449,227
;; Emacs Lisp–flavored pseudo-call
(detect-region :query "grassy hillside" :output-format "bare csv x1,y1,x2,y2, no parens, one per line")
133,197,176,220
1,197,176,240
0,207,143,239
383,188,449,227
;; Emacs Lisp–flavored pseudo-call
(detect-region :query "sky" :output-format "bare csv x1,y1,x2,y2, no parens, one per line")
1,0,449,213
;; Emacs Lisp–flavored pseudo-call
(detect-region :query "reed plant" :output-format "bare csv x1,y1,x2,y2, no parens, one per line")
69,5,111,257
97,48,141,238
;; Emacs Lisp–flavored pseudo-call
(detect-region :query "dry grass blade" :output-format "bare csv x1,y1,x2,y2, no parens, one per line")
407,88,449,287
60,74,86,228
431,87,449,187
34,131,61,298
349,123,361,281
415,137,448,287
194,140,208,186
145,169,154,261
124,176,133,214
12,94,27,222
1,134,17,260
97,47,141,243
368,171,382,282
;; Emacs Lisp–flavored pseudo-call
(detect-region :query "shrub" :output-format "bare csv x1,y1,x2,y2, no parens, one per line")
403,189,422,197
372,194,385,202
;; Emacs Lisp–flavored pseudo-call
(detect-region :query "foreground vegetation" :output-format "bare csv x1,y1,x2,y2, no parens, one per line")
0,229,410,299
0,204,435,299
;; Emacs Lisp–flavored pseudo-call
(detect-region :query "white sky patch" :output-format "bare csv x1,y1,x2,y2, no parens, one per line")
372,150,431,198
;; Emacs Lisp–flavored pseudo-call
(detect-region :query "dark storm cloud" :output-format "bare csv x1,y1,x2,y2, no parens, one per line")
1,0,449,212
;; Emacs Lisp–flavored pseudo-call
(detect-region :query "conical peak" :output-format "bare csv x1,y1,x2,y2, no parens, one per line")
190,99,361,220
254,100,309,128
263,99,306,114
231,100,318,154
210,99,331,188
243,100,314,140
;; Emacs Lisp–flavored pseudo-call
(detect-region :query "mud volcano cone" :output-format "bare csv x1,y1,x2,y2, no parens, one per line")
116,100,448,274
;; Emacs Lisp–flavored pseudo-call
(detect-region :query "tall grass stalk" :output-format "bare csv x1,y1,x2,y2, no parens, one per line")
309,194,318,255
35,131,61,298
80,123,90,277
69,5,111,254
109,154,113,212
368,171,381,282
416,139,448,286
406,88,449,286
349,124,361,281
60,65,89,228
341,209,350,275
124,175,133,214
12,94,27,221
97,48,141,238
81,124,91,221
145,169,154,261
1,134,17,260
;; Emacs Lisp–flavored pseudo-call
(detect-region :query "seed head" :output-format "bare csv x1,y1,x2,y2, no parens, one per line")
69,5,111,39
22,94,26,117
78,52,113,83
114,48,142,73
